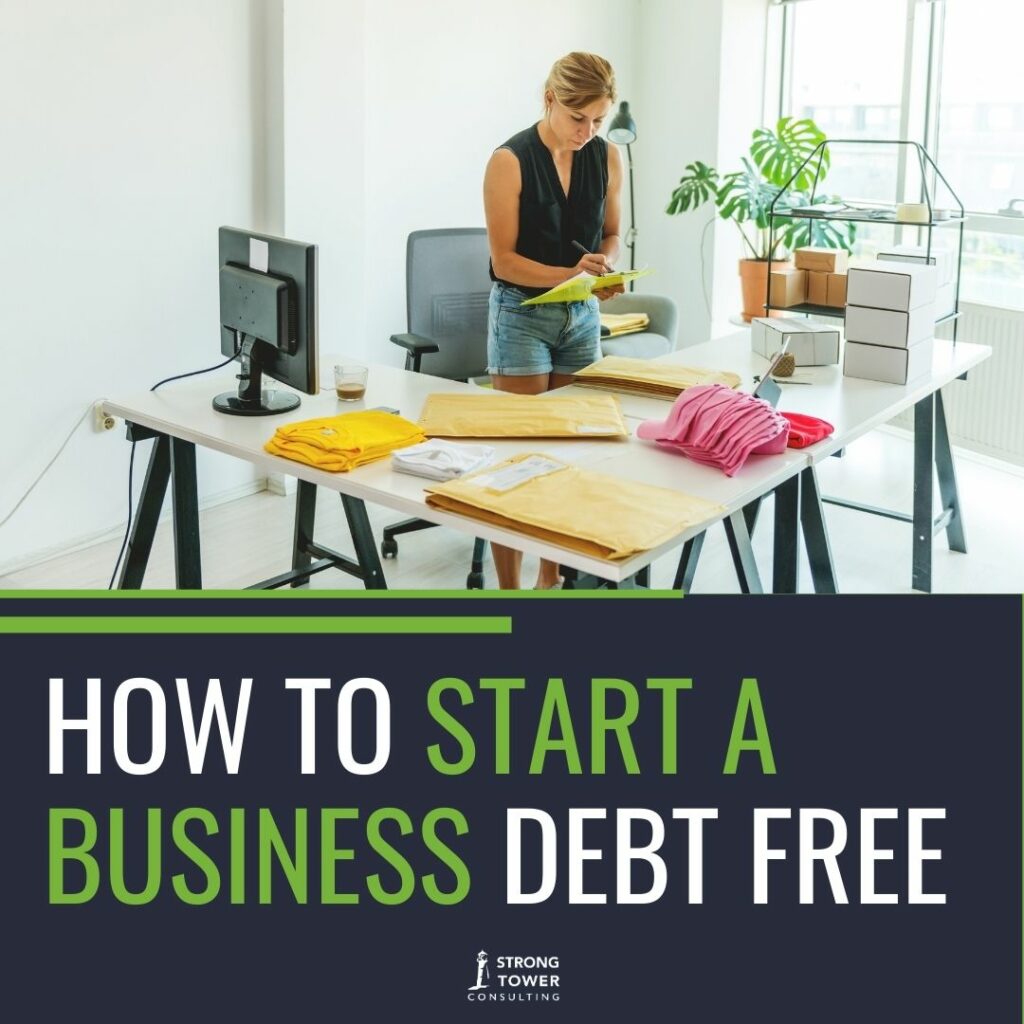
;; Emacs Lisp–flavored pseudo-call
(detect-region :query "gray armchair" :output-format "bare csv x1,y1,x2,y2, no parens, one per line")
599,292,679,358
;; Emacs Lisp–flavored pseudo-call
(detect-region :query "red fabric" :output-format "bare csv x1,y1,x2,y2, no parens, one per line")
781,411,834,448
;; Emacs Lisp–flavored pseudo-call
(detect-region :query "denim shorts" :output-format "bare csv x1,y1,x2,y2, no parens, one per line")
487,282,601,376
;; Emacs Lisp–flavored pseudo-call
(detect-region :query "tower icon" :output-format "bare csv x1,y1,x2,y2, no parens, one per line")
468,950,490,991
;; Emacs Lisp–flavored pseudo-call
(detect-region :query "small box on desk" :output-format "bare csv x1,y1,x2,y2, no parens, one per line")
768,268,807,307
826,272,847,307
806,270,829,305
846,262,937,312
751,317,840,366
843,338,933,385
794,246,849,274
844,303,935,348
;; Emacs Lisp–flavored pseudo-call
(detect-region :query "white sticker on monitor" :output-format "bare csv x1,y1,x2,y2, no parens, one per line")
249,238,269,273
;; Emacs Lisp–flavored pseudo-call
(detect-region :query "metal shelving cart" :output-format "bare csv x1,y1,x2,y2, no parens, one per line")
764,139,965,341
762,139,971,592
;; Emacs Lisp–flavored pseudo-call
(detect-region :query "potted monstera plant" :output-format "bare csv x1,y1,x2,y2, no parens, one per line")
667,117,856,321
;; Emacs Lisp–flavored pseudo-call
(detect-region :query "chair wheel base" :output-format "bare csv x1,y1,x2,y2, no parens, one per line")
466,571,484,590
381,538,398,559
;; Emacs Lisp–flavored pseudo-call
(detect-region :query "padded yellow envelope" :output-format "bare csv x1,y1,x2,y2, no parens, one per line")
573,356,742,399
417,392,628,439
601,312,650,337
425,453,724,560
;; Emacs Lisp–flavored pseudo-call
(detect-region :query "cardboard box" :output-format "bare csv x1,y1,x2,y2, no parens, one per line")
843,338,934,385
826,273,847,307
751,316,840,366
806,270,829,305
877,245,954,284
844,302,935,348
794,246,850,274
877,249,955,319
846,262,937,312
768,268,806,308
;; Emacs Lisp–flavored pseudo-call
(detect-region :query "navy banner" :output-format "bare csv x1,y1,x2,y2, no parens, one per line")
4,594,1021,1019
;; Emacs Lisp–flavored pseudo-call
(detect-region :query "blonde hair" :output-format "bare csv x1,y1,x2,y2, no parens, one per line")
544,52,616,110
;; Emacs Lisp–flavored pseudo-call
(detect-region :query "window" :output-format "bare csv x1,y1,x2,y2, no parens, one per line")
772,0,1024,310
936,1,1024,216
784,0,906,203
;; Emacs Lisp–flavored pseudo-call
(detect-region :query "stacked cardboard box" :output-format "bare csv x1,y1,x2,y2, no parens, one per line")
794,247,849,309
876,244,956,321
843,262,937,384
768,267,806,308
751,317,840,366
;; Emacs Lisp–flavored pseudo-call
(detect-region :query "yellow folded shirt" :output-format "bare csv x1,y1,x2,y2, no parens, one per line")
425,452,724,560
265,411,425,472
573,356,742,399
418,392,628,439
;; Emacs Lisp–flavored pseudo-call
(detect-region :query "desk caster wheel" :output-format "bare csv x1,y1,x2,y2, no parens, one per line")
466,571,484,590
381,537,398,559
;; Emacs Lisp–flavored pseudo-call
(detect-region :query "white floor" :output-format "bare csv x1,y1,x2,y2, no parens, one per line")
3,428,1022,593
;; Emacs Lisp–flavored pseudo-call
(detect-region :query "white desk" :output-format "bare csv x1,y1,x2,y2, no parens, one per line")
569,331,989,436
105,330,989,592
565,331,991,591
105,366,774,589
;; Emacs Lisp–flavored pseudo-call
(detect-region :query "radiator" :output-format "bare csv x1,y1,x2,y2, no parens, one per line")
889,302,1024,466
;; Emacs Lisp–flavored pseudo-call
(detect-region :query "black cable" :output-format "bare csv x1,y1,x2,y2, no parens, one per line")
108,338,243,590
148,350,240,393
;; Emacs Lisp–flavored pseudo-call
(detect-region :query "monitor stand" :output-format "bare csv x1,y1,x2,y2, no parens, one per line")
213,336,300,416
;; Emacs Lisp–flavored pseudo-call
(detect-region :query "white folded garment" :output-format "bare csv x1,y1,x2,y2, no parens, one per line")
391,438,496,481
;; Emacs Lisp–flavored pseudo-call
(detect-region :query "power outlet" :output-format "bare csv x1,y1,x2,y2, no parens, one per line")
92,401,117,433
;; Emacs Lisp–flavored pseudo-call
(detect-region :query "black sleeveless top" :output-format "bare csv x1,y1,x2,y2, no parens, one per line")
490,124,608,296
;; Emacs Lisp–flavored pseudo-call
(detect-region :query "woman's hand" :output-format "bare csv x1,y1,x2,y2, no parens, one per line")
574,252,624,298
574,252,612,276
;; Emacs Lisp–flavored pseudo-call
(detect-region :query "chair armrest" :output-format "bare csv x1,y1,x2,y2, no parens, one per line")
390,332,440,355
390,333,440,372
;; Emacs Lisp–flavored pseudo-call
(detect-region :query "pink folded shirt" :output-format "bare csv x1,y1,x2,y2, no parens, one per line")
636,384,790,476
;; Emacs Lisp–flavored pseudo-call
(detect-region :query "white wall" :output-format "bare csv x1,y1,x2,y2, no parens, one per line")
358,0,637,361
274,0,636,366
634,0,725,348
1,0,267,573
6,0,762,576
711,0,770,328
632,0,770,346
281,0,366,373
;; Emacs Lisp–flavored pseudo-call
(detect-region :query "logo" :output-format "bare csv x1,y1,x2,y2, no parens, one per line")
468,949,490,991
465,948,561,1003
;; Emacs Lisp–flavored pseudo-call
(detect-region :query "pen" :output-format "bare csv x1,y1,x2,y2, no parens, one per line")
572,240,615,273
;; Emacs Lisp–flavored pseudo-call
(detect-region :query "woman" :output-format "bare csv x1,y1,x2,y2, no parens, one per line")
483,51,624,590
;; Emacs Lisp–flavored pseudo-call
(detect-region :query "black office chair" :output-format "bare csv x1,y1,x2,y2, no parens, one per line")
384,228,491,588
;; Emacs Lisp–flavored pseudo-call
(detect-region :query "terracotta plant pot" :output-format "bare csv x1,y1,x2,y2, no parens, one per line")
738,258,793,323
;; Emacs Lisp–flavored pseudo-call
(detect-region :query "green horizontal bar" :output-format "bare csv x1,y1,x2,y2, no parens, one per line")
0,616,512,635
0,589,682,600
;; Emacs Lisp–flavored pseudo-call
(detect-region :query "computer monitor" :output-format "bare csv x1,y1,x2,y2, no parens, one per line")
215,227,319,415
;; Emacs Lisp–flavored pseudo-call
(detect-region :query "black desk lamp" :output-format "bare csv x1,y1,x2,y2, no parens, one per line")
608,101,638,289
